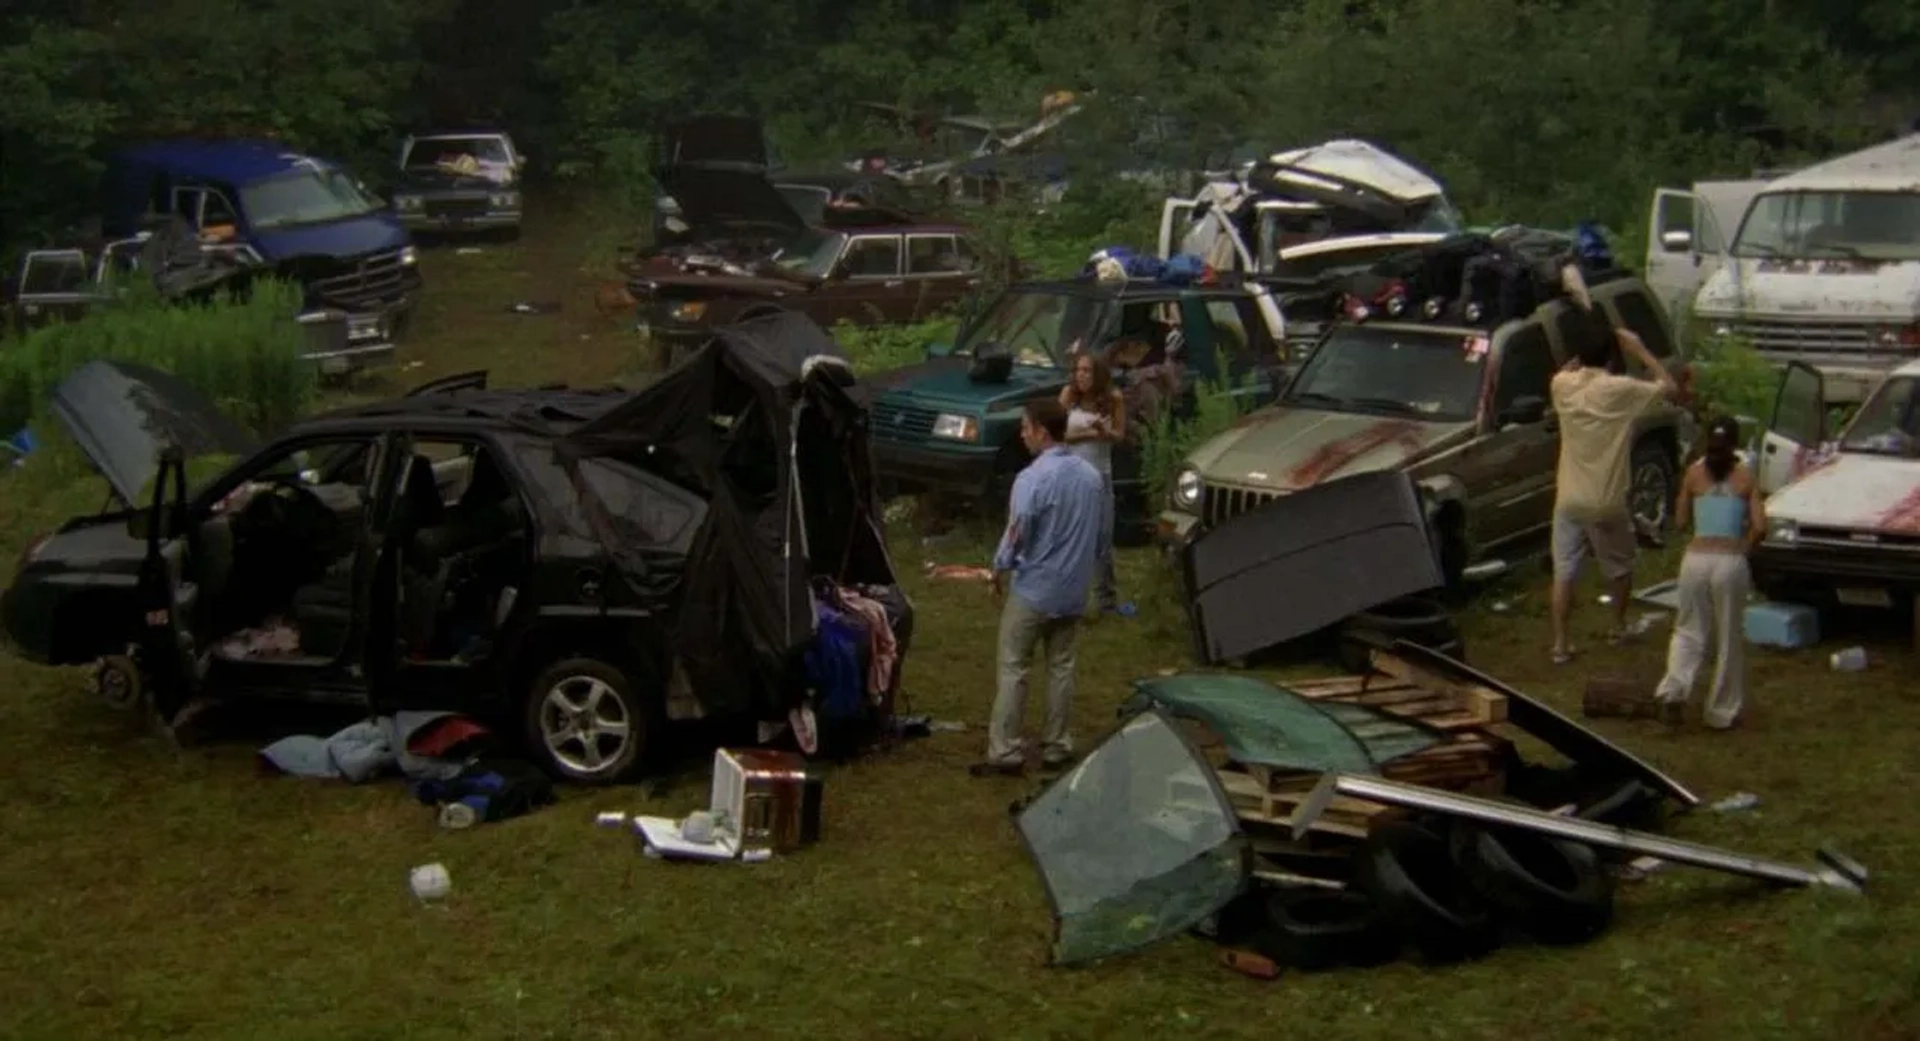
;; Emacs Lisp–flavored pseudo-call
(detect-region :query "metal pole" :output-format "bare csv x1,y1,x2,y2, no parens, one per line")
1296,773,1864,893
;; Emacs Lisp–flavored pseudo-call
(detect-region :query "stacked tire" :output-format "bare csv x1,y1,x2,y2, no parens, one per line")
1233,815,1616,972
1336,594,1464,673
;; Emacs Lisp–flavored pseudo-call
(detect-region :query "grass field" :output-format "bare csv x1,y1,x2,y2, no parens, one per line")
2,200,1917,1041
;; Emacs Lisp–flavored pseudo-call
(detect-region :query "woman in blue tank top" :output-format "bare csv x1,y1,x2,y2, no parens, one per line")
1652,415,1767,730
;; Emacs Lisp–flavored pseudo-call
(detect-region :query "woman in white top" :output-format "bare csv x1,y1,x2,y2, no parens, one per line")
1059,351,1129,614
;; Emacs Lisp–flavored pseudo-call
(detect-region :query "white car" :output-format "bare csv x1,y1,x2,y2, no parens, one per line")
1749,357,1920,613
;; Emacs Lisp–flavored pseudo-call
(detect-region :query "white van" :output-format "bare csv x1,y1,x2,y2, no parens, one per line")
1646,134,1920,403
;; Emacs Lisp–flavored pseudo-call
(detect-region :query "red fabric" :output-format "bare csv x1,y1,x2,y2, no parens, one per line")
407,716,490,758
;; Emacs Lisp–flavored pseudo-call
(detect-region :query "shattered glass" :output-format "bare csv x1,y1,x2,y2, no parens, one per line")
1123,673,1444,773
1015,711,1248,965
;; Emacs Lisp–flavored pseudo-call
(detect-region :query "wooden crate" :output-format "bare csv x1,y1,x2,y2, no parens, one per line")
1210,651,1512,839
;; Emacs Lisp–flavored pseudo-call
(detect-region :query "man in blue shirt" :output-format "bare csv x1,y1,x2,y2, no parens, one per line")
972,398,1105,777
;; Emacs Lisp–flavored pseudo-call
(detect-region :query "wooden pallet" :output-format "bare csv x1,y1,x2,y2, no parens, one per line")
1212,651,1512,839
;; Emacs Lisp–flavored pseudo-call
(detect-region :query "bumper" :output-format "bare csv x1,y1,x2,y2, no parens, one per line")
1751,541,1920,604
1155,508,1201,545
397,211,521,234
302,340,398,376
871,438,1001,494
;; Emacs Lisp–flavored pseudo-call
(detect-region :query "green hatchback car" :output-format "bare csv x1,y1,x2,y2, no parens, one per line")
867,276,1286,534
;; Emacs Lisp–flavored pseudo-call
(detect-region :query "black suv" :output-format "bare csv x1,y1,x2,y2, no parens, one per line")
0,314,906,783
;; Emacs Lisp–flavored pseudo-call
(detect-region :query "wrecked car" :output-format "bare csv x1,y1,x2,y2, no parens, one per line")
4,225,381,374
1158,140,1463,278
632,204,998,364
1158,272,1692,585
101,139,422,349
1748,358,1920,611
390,128,525,238
0,313,909,784
1647,133,1920,405
651,114,785,244
867,271,1284,532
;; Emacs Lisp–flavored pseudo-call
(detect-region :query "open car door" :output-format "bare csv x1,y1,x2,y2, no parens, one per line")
1643,180,1764,326
1156,197,1196,258
1757,361,1827,494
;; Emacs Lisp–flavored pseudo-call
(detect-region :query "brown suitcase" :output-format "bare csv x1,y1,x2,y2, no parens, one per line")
1582,673,1661,719
713,749,823,856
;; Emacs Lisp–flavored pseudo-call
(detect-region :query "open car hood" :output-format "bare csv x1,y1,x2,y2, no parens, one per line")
1182,470,1443,663
1014,709,1249,965
50,359,260,505
1251,140,1445,223
656,165,807,238
662,115,770,169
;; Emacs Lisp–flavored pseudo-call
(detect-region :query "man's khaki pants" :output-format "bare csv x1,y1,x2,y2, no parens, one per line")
986,593,1081,766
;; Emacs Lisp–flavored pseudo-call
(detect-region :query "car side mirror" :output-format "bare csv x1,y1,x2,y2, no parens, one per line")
1501,394,1548,426
1660,229,1693,253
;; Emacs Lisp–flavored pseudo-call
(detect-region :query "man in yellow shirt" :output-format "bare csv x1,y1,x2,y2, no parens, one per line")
1548,307,1679,664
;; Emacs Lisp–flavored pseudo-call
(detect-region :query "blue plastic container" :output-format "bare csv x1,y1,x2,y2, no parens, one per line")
1743,601,1819,649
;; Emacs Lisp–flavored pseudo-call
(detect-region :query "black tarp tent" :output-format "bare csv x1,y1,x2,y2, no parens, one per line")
556,311,898,720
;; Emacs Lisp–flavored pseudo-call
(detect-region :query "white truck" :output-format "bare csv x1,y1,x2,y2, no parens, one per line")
1646,133,1920,404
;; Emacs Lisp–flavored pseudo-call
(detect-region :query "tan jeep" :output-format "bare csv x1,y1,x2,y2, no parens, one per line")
1156,275,1696,584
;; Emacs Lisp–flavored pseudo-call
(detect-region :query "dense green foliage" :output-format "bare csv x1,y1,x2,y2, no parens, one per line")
0,277,317,434
3,0,1914,259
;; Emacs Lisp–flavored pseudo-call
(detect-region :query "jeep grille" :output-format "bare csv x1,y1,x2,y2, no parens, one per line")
1203,483,1283,527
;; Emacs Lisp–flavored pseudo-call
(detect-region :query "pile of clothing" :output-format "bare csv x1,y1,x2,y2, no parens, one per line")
800,579,912,751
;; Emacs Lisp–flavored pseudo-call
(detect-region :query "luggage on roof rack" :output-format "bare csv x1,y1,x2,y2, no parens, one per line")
1322,224,1624,327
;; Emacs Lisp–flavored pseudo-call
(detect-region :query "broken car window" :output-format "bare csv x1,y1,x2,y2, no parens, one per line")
770,229,846,278
240,168,384,230
1285,325,1486,420
952,289,1102,368
576,458,706,549
1733,190,1920,262
1494,325,1555,412
405,137,511,168
838,236,903,278
1840,376,1920,456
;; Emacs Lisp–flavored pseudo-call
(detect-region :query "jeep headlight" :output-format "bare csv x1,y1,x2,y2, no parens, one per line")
395,195,422,211
1173,466,1202,510
399,245,418,266
931,413,978,442
668,301,707,323
1767,517,1799,544
489,191,520,208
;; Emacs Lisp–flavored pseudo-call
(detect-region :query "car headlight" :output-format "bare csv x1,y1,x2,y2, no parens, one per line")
1173,467,1202,509
668,301,707,323
931,414,978,442
395,195,422,211
489,192,520,208
1767,517,1799,544
399,245,418,266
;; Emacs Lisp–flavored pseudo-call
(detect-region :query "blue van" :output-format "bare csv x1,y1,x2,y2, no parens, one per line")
100,140,423,357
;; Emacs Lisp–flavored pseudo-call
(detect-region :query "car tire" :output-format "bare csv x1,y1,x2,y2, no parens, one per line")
95,654,143,712
1256,887,1400,971
1629,440,1677,536
524,657,652,785
1451,825,1616,946
1356,820,1500,964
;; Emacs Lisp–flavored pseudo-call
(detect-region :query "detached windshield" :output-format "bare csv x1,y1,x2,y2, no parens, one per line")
404,136,511,169
954,290,1105,368
240,169,383,230
769,229,845,277
1285,325,1487,420
1842,376,1920,456
1732,190,1920,262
